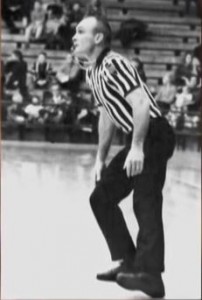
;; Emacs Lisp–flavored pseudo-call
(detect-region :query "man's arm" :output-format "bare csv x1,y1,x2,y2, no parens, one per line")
95,106,116,181
123,86,150,177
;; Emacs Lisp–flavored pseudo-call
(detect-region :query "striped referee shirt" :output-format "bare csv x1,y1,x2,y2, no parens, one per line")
86,48,161,133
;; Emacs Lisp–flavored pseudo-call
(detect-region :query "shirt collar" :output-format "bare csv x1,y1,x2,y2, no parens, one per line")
96,47,111,68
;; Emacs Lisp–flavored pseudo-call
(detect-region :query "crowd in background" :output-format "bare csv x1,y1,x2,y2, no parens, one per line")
1,0,201,142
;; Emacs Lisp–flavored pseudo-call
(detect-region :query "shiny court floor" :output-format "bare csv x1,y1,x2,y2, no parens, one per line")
1,141,201,300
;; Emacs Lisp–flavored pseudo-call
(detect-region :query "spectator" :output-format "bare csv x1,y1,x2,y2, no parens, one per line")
29,52,53,89
76,106,98,132
193,44,202,63
4,50,27,96
183,75,201,112
25,0,46,46
184,0,200,16
64,2,83,48
85,0,107,17
56,53,84,91
183,75,201,129
44,6,65,49
74,91,98,142
55,1,76,50
166,84,193,129
131,56,147,83
50,82,76,124
45,0,63,17
24,95,44,123
49,82,68,105
40,84,72,141
40,93,64,124
7,90,26,124
174,52,193,86
60,0,71,15
192,56,201,79
174,85,193,108
69,2,83,24
155,72,177,113
2,0,20,33
117,18,148,47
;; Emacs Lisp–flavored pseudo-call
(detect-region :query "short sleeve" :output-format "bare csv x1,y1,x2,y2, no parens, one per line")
103,57,141,98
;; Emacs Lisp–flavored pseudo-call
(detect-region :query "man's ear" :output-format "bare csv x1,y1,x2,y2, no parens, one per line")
95,33,104,44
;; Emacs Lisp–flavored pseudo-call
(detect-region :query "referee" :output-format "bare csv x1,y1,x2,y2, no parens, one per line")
72,16,175,298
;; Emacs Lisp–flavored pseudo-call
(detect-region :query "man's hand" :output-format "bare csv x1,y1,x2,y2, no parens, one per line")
123,145,144,177
95,157,106,182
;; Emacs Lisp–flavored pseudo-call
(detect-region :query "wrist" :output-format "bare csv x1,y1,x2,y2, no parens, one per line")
96,154,105,165
131,140,144,150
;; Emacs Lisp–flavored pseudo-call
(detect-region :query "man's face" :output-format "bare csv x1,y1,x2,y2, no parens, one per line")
72,17,97,59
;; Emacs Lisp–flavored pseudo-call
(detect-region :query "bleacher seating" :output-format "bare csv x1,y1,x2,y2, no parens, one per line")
1,0,201,148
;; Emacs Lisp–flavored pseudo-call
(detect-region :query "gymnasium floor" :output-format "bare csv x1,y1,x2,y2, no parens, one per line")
1,141,201,300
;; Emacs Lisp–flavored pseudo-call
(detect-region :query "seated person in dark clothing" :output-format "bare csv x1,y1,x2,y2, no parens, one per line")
29,52,53,89
64,2,84,49
44,6,66,49
69,2,84,25
45,0,63,17
44,0,74,50
56,53,84,91
174,52,193,86
4,50,27,95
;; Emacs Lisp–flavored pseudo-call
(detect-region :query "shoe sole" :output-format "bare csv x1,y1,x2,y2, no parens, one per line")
116,274,165,298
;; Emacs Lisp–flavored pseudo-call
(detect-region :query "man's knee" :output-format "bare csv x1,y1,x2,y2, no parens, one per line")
89,185,107,210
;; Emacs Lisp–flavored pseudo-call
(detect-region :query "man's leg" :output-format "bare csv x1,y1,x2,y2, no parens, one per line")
132,161,167,274
90,147,136,279
116,118,175,297
116,162,167,298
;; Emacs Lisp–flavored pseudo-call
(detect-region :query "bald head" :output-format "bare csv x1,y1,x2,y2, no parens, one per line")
79,16,111,46
92,16,112,47
72,16,111,60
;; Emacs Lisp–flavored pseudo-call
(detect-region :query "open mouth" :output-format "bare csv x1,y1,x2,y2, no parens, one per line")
72,43,78,51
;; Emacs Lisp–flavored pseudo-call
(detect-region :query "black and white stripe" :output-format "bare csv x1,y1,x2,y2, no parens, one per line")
86,51,161,133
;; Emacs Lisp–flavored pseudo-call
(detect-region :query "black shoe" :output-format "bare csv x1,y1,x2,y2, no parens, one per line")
96,260,134,282
97,265,123,282
116,272,165,298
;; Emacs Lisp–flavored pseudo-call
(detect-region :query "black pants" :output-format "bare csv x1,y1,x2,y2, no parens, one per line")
90,117,175,274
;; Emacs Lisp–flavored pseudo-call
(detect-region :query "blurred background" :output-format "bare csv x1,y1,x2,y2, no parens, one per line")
1,0,201,149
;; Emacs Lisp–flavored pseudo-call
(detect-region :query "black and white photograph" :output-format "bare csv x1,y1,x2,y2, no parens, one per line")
1,0,201,299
